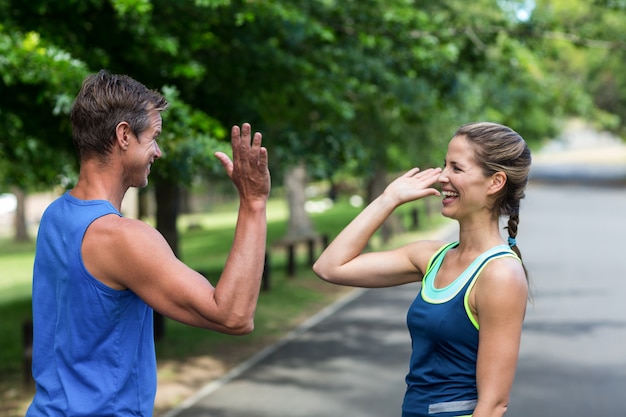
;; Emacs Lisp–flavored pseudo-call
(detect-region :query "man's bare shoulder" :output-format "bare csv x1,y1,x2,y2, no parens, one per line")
83,214,173,289
89,214,160,241
87,214,173,264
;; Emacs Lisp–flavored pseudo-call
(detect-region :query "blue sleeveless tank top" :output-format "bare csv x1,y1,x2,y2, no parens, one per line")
402,242,519,417
27,192,156,417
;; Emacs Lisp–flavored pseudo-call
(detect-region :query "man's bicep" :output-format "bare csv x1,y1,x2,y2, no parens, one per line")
113,224,223,327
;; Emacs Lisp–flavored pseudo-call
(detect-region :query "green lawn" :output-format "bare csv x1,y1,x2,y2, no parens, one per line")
0,243,36,305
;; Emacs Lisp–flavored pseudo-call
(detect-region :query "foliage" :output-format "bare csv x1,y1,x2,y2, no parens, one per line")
1,0,624,229
525,0,626,136
0,26,88,190
3,0,622,189
0,0,227,192
157,85,229,183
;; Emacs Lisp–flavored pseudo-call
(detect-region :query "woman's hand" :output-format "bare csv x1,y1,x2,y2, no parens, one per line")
382,167,442,206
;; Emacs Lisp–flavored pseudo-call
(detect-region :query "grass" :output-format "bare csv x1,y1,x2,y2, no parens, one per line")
0,196,448,417
0,243,36,305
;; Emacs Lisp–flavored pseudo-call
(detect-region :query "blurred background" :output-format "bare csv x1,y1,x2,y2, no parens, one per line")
1,0,624,415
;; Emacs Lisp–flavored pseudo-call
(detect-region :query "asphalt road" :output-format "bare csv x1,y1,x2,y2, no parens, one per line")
507,182,626,416
165,181,626,417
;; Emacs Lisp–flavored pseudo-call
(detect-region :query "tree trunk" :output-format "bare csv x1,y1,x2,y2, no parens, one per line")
153,179,181,341
12,187,30,242
180,187,192,214
137,188,150,220
366,168,404,244
284,163,314,238
155,180,180,257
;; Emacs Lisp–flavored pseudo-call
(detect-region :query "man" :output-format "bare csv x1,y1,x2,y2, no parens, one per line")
26,70,271,416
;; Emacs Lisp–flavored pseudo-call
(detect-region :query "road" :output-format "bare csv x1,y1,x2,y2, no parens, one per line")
165,181,626,417
507,182,626,416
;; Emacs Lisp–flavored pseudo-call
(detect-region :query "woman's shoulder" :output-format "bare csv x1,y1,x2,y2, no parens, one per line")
473,256,529,324
402,239,452,275
476,256,528,297
403,239,451,256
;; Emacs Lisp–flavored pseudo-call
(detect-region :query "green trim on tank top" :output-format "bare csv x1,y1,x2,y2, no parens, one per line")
421,242,520,329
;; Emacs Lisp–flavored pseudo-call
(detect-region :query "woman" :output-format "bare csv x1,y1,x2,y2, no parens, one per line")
313,122,531,417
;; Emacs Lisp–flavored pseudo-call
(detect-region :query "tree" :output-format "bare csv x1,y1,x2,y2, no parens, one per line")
0,26,90,240
1,0,228,337
152,86,226,257
163,0,555,239
527,0,626,136
2,0,616,248
0,0,228,247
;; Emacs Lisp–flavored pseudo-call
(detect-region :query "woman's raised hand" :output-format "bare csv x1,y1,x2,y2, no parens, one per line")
382,167,442,206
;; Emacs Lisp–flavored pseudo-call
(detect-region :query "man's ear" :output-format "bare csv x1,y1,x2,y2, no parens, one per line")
487,171,507,195
115,122,131,150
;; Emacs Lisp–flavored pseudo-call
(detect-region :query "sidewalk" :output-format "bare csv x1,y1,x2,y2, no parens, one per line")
161,223,459,417
164,286,415,417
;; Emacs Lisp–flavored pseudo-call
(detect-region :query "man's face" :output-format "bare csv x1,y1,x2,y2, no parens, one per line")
127,109,162,188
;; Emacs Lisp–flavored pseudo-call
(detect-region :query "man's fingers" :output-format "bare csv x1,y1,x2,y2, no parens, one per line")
258,146,268,167
231,123,267,168
240,123,251,142
231,124,240,143
214,152,234,177
252,131,263,150
231,123,260,153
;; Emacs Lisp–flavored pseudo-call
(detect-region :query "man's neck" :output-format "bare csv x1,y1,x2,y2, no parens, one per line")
70,162,127,211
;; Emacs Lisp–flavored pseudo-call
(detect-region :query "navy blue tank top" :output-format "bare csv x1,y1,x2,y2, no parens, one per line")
402,242,519,417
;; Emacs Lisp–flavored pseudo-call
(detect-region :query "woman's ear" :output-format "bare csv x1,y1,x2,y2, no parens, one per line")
487,171,507,195
115,122,131,150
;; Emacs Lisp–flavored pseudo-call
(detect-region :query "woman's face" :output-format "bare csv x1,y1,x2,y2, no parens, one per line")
438,135,493,220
